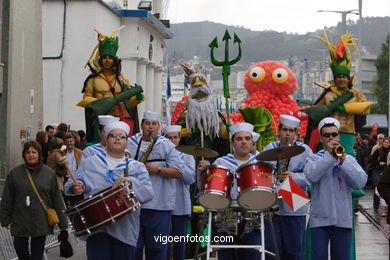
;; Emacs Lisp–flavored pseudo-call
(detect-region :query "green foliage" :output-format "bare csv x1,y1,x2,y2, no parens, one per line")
372,35,389,114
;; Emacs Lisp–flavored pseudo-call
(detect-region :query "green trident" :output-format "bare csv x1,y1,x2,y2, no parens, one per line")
209,30,242,124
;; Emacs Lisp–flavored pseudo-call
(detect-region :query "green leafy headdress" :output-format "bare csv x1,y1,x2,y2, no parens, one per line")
86,26,124,66
316,31,359,78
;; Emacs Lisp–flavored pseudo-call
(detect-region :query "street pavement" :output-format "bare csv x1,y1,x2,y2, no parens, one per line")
39,188,390,259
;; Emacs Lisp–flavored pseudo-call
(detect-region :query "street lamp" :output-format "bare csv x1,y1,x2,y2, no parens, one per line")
317,9,359,34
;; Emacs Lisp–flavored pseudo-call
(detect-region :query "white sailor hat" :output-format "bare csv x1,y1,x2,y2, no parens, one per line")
318,117,341,132
163,125,182,135
104,121,130,137
98,115,120,126
280,115,300,128
252,132,260,142
230,122,254,136
143,111,160,121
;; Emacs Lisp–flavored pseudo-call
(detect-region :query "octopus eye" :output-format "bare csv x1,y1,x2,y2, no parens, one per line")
249,67,266,82
272,68,288,84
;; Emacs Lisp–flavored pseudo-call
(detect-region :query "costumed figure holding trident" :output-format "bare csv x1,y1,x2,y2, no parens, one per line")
77,26,144,144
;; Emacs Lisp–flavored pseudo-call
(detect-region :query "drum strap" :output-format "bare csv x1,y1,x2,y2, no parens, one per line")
124,157,133,189
146,159,166,163
135,138,158,161
124,157,129,177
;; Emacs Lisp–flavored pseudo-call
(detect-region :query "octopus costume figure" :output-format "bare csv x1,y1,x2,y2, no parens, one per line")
77,27,144,143
230,61,308,137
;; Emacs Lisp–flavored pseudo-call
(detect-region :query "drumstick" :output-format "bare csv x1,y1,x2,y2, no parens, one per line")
65,163,78,184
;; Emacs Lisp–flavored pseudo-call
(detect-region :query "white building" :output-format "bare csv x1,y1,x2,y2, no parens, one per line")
43,0,172,130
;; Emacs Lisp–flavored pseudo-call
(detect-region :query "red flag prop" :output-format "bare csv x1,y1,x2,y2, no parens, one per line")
278,176,310,211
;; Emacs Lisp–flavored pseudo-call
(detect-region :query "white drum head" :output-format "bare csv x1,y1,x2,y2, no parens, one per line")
198,192,230,210
238,188,277,210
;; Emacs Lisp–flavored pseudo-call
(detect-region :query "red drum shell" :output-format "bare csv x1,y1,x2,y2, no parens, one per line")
236,162,277,210
197,165,233,210
64,182,140,236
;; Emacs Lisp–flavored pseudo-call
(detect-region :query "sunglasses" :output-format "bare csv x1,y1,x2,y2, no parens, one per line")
108,133,127,139
322,132,339,138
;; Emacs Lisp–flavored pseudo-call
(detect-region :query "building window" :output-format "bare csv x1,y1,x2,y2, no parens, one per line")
361,71,376,81
362,83,372,91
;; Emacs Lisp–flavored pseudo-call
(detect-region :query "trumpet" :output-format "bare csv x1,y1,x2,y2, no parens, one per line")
332,145,345,158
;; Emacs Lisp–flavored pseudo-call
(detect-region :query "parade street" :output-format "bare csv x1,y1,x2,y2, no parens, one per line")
36,188,389,260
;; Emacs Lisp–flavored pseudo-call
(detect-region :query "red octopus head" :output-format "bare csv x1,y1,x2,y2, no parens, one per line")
244,61,297,96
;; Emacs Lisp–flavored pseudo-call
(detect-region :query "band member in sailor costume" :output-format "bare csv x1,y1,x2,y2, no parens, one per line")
250,132,261,156
163,124,196,260
199,122,260,259
64,121,154,260
304,117,367,260
262,114,312,260
81,115,120,160
127,111,186,260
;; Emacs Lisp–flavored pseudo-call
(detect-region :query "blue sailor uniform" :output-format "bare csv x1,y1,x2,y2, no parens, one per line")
64,154,154,260
262,141,312,260
170,152,196,260
127,133,186,260
81,143,106,160
212,154,260,260
304,150,367,260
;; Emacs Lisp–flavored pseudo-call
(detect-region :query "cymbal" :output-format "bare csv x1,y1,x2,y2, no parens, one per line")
176,145,219,158
256,146,305,161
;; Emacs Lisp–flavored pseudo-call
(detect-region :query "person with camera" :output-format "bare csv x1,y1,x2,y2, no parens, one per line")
304,117,367,260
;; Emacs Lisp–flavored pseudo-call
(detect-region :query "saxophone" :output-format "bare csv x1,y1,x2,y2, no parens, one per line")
140,133,154,163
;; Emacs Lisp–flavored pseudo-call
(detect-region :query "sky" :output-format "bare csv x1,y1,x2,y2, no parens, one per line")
167,0,390,34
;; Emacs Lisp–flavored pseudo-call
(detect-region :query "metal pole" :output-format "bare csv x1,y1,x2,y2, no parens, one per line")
341,13,347,34
358,0,363,91
388,3,390,136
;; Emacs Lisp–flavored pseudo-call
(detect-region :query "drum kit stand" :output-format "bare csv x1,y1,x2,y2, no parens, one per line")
176,135,304,260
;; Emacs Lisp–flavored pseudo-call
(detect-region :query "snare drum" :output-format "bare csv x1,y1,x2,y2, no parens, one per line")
197,165,233,210
236,162,277,210
65,181,140,236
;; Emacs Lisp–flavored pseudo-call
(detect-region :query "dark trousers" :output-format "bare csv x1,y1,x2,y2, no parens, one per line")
170,215,189,260
311,226,352,260
136,209,172,260
372,169,381,210
217,230,261,260
13,236,46,260
265,215,306,260
86,232,136,260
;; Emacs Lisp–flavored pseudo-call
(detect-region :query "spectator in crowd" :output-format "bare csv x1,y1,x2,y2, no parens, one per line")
77,130,87,150
45,125,56,140
47,137,68,199
370,137,390,211
35,131,49,164
57,123,68,135
0,141,69,260
371,134,385,155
